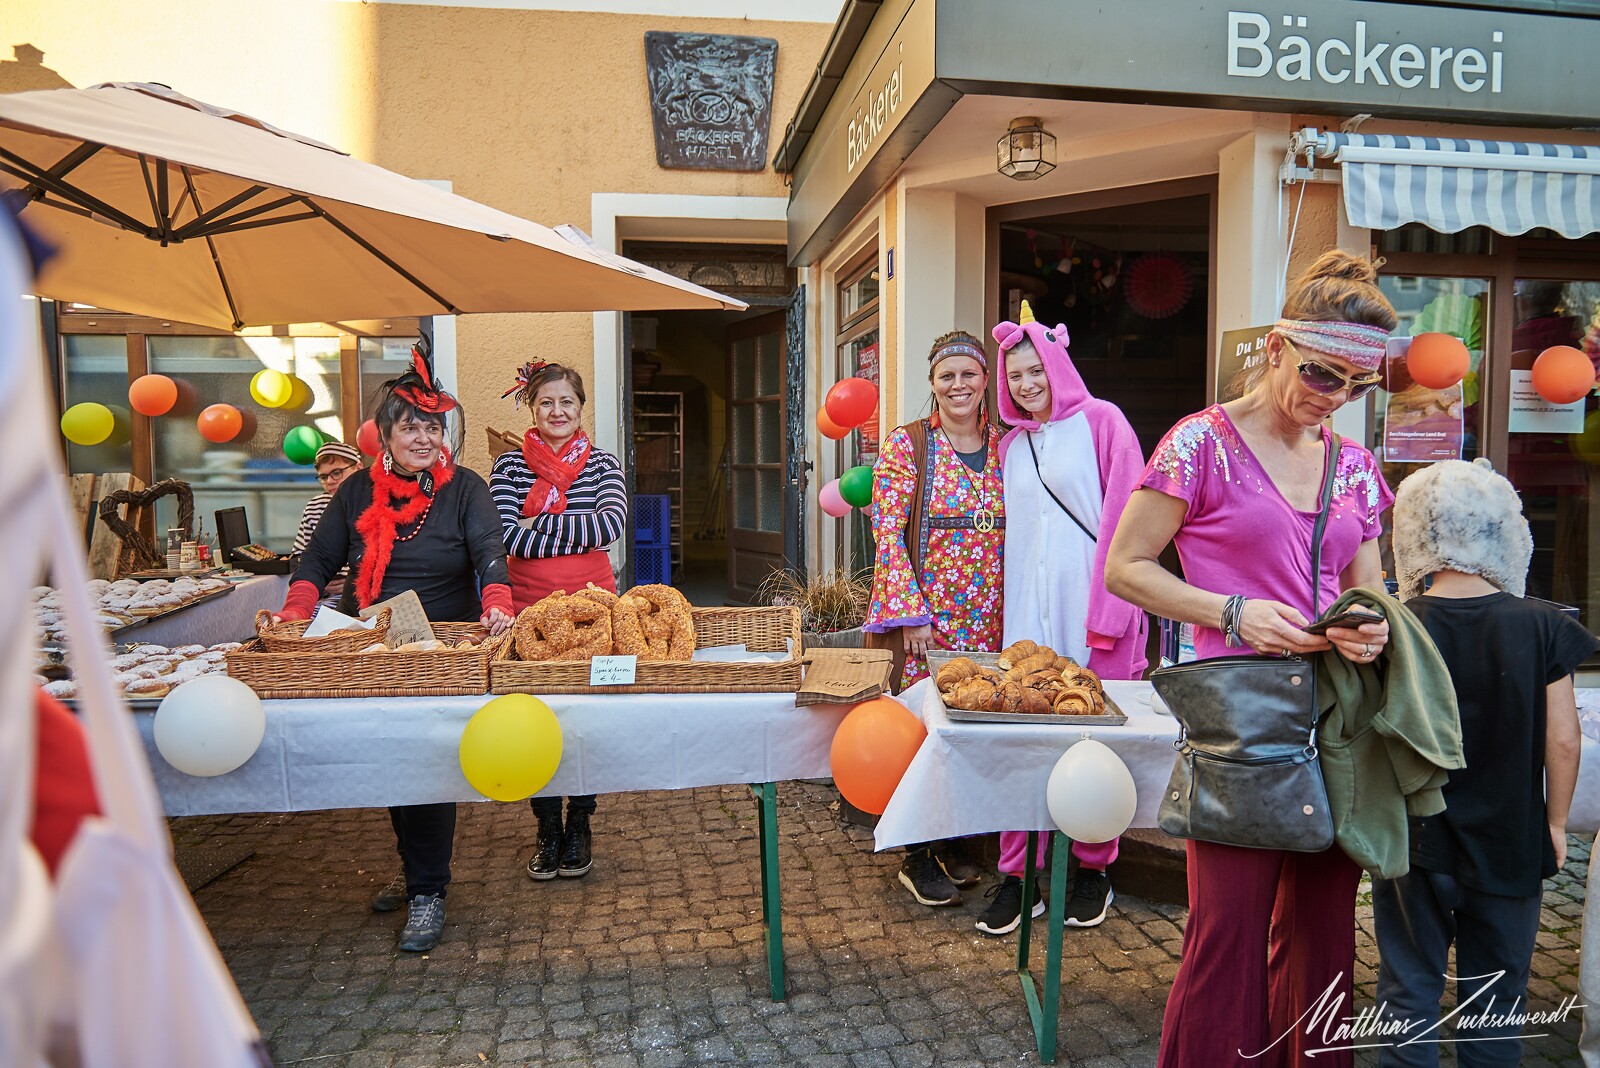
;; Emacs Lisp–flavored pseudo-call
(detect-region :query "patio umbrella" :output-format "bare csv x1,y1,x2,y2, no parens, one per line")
0,83,744,329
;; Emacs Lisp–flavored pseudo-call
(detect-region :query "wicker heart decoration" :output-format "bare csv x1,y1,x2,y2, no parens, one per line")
98,478,195,573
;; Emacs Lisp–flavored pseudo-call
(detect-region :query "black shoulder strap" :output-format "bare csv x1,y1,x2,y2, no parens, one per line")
1309,433,1342,618
1026,431,1097,543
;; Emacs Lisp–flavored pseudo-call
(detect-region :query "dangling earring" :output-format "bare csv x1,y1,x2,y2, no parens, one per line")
382,451,394,474
438,444,452,469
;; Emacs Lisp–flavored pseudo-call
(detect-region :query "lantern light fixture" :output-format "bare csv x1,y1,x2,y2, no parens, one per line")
997,116,1057,181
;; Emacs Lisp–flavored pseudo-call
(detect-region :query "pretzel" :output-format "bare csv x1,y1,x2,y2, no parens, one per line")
513,591,615,662
572,583,618,609
618,584,695,661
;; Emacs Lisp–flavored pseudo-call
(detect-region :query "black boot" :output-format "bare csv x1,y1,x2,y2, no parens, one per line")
558,811,592,877
526,813,562,881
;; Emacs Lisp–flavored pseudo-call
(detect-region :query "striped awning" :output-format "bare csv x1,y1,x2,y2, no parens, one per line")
1290,129,1600,239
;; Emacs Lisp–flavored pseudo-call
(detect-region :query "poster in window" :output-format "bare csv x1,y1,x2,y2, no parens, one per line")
1508,369,1586,434
855,341,880,465
1382,336,1465,463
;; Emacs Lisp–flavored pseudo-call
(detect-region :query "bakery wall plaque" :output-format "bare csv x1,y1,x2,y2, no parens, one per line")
644,31,777,172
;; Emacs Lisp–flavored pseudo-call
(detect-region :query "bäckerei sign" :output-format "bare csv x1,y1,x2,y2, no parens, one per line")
1226,12,1505,95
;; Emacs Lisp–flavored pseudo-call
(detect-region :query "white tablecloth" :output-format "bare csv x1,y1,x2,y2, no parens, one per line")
134,691,850,816
874,679,1600,850
119,574,289,648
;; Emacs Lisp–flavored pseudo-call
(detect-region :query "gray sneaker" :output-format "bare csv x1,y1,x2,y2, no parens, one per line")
371,871,407,913
398,893,446,952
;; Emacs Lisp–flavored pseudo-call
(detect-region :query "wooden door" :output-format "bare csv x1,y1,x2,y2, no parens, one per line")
726,311,787,603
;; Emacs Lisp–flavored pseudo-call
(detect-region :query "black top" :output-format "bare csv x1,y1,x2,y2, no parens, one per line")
1405,592,1595,896
297,466,510,622
955,442,988,473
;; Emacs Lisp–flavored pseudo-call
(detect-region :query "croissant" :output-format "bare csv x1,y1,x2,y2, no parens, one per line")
1014,651,1059,675
947,678,999,711
1019,689,1052,715
936,657,982,692
997,640,1040,669
1064,665,1103,691
1052,655,1079,673
1054,685,1105,716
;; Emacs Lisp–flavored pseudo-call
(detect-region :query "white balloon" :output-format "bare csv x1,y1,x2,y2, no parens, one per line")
1045,739,1137,844
153,675,265,777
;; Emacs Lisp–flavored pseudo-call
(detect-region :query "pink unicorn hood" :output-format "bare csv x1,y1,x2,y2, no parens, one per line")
994,301,1092,429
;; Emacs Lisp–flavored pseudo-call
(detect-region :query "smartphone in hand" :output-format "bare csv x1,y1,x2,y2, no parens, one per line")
1302,607,1383,635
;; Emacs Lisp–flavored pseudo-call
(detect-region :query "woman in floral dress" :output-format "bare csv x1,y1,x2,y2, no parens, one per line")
864,329,1004,907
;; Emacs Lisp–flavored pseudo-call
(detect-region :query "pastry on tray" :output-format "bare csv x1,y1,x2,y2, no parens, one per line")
938,640,1109,716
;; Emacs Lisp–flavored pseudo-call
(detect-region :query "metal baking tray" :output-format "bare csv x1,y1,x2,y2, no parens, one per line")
109,584,235,637
926,649,1128,726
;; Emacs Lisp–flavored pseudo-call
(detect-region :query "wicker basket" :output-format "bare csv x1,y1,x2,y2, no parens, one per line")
253,608,392,654
227,622,505,698
491,605,802,695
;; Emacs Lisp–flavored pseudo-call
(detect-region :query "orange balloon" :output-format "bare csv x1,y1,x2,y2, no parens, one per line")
817,409,850,440
128,373,178,417
829,696,927,815
197,403,244,443
1532,345,1596,405
1405,333,1469,390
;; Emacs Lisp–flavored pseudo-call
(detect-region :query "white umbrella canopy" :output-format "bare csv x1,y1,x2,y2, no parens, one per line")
0,83,745,329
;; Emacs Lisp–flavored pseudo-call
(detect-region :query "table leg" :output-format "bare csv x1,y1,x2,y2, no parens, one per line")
750,782,785,1001
1016,830,1071,1064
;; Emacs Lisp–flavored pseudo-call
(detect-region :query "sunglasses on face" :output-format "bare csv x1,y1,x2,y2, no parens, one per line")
1281,338,1383,400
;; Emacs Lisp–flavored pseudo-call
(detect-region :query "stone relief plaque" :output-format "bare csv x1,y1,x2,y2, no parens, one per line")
645,31,777,172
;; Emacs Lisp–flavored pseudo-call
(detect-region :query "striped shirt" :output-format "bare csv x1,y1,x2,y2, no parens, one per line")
490,448,628,559
292,492,332,555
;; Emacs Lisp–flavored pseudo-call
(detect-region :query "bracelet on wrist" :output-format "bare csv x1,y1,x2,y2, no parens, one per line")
1221,594,1247,648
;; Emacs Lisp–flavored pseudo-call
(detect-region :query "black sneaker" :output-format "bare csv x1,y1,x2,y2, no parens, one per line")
935,838,984,889
370,870,407,913
898,847,961,906
398,893,445,952
975,875,1046,936
526,816,562,881
1064,869,1113,928
558,812,592,877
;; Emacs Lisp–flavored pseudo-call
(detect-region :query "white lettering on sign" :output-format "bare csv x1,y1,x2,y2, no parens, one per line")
1227,12,1504,94
846,62,904,173
589,655,638,686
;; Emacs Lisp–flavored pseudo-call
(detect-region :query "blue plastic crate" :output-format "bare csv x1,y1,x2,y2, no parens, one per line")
634,545,672,586
633,494,671,548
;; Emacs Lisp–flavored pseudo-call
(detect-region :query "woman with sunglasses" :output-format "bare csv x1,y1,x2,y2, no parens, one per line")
1106,250,1396,1068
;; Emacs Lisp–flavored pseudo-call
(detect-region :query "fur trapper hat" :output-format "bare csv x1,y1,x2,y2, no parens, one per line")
1391,458,1532,599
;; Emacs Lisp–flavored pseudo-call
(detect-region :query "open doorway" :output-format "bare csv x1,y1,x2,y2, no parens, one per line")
622,241,798,606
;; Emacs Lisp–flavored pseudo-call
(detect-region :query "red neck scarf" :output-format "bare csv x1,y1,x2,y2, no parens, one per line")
521,428,591,517
354,457,455,608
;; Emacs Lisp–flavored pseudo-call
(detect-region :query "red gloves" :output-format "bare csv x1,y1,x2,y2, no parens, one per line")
276,579,322,622
479,583,514,620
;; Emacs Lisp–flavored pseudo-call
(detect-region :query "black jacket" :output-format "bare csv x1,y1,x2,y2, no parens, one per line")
297,466,509,622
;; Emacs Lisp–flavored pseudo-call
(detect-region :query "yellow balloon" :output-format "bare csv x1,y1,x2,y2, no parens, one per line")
249,368,292,408
284,375,312,411
458,694,563,802
60,401,115,445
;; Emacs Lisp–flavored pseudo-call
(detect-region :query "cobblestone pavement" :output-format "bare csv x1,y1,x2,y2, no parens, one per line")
176,782,1590,1067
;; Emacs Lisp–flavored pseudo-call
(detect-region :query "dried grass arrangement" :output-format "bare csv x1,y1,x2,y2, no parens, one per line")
757,568,872,635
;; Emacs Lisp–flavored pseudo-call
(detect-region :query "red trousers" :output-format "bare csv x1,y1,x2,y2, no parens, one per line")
1158,840,1361,1068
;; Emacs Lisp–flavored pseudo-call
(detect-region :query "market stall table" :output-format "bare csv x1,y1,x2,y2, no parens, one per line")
116,574,289,648
134,689,850,999
877,677,1600,1063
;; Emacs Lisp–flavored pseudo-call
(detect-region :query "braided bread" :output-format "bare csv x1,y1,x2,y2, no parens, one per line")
615,584,695,661
513,591,615,662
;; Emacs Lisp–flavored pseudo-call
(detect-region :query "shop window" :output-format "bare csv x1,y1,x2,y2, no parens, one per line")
834,253,880,569
359,336,425,406
62,334,133,477
147,335,343,552
1506,278,1600,621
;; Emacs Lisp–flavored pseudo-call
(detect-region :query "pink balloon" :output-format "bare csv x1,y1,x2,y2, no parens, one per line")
819,480,851,518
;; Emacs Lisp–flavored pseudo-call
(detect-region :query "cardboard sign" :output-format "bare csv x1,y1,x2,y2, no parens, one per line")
795,648,895,706
589,655,638,686
1216,325,1273,401
360,589,434,647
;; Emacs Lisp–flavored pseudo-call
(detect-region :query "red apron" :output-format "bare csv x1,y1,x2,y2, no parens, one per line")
507,551,616,611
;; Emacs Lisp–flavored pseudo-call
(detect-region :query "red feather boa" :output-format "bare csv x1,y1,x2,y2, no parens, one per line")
354,458,455,608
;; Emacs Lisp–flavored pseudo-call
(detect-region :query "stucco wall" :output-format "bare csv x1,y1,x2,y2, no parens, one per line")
5,1,830,471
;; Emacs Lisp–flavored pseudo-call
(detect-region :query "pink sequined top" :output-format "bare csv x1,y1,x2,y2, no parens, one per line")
1139,405,1394,661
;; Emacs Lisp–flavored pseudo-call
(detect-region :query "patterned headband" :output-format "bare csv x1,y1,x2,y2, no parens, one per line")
929,341,987,371
1274,318,1390,371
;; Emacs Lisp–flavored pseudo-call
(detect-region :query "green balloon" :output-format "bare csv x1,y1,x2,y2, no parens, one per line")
283,425,326,465
838,465,874,508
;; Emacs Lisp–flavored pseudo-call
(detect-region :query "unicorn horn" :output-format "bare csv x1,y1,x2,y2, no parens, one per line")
1019,300,1035,325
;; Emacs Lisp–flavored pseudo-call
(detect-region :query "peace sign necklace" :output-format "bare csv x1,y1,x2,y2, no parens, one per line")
940,423,998,533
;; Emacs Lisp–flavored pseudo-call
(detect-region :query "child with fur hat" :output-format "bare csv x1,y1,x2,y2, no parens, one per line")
1374,458,1593,1067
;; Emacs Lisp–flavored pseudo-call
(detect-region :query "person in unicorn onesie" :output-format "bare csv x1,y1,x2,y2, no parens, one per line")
975,300,1149,937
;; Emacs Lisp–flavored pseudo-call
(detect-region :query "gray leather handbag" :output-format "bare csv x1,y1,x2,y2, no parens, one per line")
1150,434,1342,853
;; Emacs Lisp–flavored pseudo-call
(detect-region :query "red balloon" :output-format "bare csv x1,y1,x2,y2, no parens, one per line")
1405,333,1469,390
127,373,178,417
817,409,849,440
1532,345,1595,405
825,377,879,430
357,418,382,457
197,403,244,443
829,696,927,815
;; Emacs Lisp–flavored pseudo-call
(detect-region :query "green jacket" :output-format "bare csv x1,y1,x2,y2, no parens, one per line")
1314,586,1465,879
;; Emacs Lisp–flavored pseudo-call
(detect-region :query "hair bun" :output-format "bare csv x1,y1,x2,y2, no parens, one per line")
1301,249,1380,287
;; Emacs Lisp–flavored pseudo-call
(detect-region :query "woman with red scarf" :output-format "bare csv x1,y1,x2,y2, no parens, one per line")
274,346,514,953
490,361,627,883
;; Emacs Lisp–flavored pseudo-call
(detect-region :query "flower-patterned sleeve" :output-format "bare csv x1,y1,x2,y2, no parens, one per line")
1336,440,1395,540
864,426,933,633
